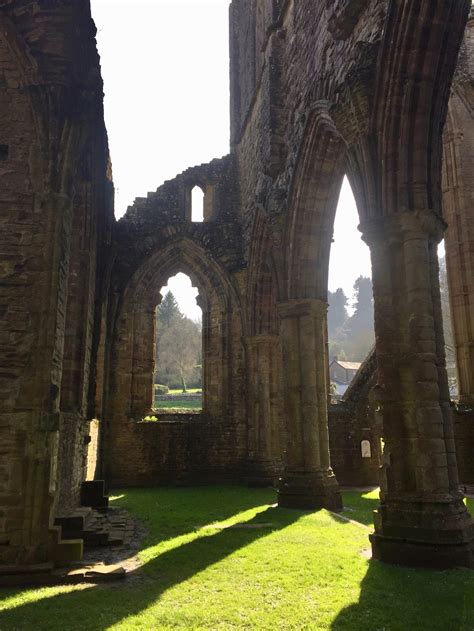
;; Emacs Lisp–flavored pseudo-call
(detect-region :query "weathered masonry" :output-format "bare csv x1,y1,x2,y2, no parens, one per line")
1,0,474,573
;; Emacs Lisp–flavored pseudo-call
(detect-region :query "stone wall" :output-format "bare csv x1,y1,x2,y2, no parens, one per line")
107,416,246,487
328,357,474,488
103,158,254,486
0,1,113,564
327,351,381,487
104,402,384,490
453,408,474,485
328,404,381,487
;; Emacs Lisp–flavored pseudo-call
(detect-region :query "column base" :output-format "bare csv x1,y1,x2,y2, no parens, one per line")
278,470,342,511
370,532,474,569
371,495,474,569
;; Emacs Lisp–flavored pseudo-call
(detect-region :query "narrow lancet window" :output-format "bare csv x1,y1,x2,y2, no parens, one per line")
328,176,373,400
154,273,203,412
191,186,205,223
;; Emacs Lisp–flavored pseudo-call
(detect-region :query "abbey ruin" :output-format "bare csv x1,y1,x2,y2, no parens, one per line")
1,0,474,577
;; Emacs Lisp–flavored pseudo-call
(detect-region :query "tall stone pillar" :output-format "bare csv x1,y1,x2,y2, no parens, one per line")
245,334,283,485
443,87,474,405
276,299,341,510
362,211,474,568
130,306,156,416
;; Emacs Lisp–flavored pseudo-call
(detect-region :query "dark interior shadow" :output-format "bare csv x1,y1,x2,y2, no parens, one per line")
0,495,301,630
331,558,474,630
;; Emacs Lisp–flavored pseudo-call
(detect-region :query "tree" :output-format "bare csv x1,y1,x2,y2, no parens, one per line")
347,276,374,336
156,317,202,391
157,291,182,327
327,277,375,362
154,292,202,391
328,288,349,338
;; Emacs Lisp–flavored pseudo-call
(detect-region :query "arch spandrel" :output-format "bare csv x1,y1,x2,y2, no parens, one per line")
119,237,241,316
246,208,285,337
285,106,348,301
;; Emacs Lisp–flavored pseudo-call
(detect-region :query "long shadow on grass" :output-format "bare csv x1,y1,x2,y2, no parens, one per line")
331,558,474,630
0,499,302,630
330,491,474,628
112,486,278,547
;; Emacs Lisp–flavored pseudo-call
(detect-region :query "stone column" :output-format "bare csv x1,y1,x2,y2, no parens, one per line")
443,89,474,406
196,294,208,412
362,211,474,568
245,334,283,485
130,306,156,416
277,299,341,510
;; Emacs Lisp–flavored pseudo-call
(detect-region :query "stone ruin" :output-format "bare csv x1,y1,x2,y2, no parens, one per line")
1,0,474,575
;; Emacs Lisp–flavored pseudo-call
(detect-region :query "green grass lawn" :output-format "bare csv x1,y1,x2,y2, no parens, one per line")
1,487,474,630
167,388,202,395
341,487,381,525
153,398,202,412
342,487,474,526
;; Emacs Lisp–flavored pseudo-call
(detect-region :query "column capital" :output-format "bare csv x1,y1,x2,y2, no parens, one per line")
277,298,328,320
359,210,447,247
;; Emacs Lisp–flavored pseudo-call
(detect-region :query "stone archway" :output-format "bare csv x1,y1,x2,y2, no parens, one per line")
275,106,348,511
103,237,246,486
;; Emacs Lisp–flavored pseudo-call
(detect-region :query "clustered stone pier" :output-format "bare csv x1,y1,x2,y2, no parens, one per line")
1,0,474,574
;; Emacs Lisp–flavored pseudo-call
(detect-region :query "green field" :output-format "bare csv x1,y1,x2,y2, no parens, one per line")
167,388,202,395
1,487,474,630
154,398,202,412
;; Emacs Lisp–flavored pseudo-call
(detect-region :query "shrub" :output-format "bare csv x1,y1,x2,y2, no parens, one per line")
154,384,169,395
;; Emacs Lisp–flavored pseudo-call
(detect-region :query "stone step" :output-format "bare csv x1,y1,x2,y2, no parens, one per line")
107,531,126,546
81,507,131,548
49,526,83,568
54,507,95,541
54,514,86,540
0,562,126,587
53,505,134,553
0,563,56,588
0,562,53,576
60,563,126,582
80,480,109,509
83,529,110,547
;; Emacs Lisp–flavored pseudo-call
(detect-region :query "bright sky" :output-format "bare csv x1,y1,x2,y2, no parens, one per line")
91,0,372,319
329,177,371,300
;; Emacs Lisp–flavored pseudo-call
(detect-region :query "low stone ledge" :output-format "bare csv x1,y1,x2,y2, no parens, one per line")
155,394,202,401
137,412,210,425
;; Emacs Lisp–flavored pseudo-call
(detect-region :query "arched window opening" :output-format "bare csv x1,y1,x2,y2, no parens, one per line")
153,272,203,413
361,440,372,459
438,239,458,399
328,176,374,401
191,186,205,223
